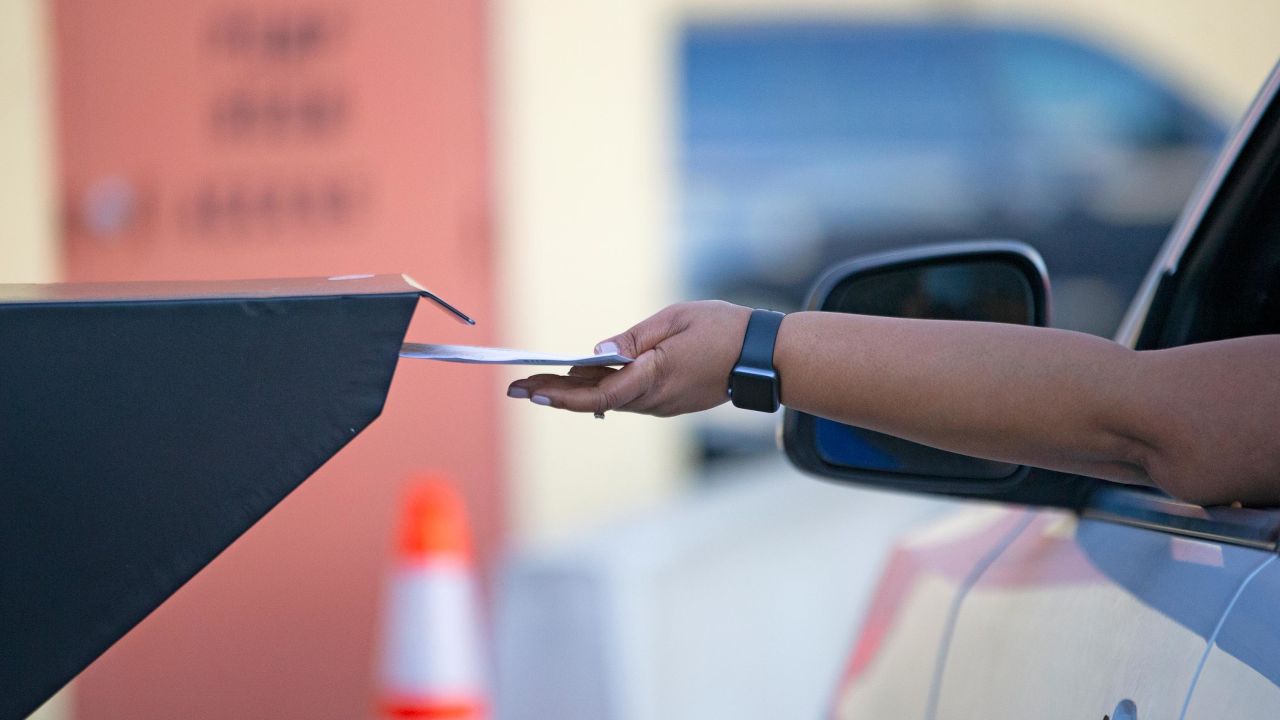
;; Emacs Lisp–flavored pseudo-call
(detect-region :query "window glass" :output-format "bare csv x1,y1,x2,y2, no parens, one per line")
992,33,1187,147
681,24,991,148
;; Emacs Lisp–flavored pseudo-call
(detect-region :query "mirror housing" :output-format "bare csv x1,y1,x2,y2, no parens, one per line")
782,240,1086,502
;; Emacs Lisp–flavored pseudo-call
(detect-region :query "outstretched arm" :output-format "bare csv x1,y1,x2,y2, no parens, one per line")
507,301,1280,506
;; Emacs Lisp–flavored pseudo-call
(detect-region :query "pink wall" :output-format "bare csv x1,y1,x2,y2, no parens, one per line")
54,2,500,717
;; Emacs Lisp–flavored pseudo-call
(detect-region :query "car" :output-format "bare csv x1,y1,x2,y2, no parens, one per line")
680,21,1227,464
681,21,1225,334
782,61,1280,719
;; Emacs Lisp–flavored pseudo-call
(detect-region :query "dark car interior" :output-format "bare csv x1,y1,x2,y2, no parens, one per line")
1153,96,1280,347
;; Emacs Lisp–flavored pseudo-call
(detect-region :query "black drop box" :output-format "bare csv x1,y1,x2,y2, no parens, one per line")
0,275,468,720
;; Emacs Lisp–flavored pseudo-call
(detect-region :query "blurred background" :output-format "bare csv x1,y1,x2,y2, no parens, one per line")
2,0,1275,718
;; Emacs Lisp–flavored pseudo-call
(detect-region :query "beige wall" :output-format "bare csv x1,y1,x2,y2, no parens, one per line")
0,0,57,284
492,1,689,545
4,4,67,718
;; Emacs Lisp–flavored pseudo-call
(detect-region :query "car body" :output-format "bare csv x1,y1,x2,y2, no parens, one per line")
788,62,1280,719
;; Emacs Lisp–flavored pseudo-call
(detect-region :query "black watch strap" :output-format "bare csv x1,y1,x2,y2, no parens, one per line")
729,309,785,412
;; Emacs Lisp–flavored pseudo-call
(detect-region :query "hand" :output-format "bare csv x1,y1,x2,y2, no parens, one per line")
507,301,752,417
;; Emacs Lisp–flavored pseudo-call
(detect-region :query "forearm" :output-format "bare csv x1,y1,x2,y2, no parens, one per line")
775,312,1153,486
509,302,1280,505
777,312,1280,504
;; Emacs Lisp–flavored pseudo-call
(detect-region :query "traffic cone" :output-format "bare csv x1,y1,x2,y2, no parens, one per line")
376,476,487,719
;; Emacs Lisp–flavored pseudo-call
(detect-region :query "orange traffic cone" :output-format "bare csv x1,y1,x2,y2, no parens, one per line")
376,476,487,719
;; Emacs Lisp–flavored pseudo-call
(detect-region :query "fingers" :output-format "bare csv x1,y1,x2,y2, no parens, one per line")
508,366,612,398
567,365,615,381
505,301,747,417
506,305,680,413
595,306,682,359
508,351,658,414
507,373,592,400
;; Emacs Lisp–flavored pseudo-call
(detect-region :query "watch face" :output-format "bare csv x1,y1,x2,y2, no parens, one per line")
731,365,779,412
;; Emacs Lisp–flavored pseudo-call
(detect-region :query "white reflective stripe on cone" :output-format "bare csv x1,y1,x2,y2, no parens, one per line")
380,560,485,698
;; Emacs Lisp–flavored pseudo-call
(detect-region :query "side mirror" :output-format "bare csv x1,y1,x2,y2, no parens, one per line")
782,241,1053,497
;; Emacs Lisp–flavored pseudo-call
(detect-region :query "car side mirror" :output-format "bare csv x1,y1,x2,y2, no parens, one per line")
782,240,1052,497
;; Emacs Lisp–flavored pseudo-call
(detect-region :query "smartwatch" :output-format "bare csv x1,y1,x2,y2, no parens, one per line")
729,309,786,412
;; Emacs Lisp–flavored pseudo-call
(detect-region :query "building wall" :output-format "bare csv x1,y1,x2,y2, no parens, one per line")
491,1,688,546
1,2,64,715
53,3,499,719
0,0,57,284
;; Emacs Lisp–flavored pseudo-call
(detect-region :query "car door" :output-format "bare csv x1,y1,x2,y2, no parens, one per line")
934,510,1275,719
1182,556,1280,718
818,62,1280,720
934,63,1280,719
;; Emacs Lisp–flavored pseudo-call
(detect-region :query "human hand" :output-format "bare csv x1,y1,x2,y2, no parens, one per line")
506,301,751,417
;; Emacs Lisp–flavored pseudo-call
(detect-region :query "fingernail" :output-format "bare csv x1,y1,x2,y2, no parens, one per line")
507,386,529,399
596,341,619,355
531,394,552,406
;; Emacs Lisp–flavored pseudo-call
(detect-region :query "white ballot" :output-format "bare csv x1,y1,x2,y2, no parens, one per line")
400,342,632,366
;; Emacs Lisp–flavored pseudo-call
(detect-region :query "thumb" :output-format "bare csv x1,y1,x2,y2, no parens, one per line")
595,306,680,359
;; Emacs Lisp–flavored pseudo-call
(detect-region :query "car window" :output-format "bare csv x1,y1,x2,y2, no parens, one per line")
992,32,1201,148
680,24,991,149
1178,175,1280,343
678,24,1000,314
1152,106,1280,346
